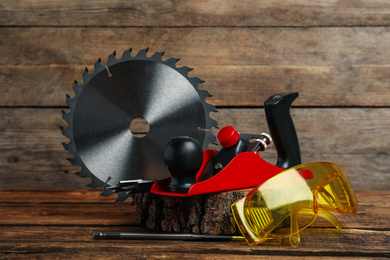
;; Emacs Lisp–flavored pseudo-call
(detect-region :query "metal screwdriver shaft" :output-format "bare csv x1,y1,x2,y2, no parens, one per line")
93,232,244,241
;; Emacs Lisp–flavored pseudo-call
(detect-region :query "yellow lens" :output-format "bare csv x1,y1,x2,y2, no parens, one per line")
231,162,357,246
295,163,358,215
231,168,316,245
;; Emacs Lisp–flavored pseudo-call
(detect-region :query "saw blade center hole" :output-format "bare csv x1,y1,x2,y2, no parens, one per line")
129,117,150,138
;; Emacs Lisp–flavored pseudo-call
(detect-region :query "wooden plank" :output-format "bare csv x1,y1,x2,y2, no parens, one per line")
1,27,390,67
0,252,369,260
2,210,388,236
0,190,387,230
2,27,389,107
0,108,88,189
0,191,388,258
0,190,117,203
218,108,390,155
0,204,129,225
1,0,390,27
0,152,387,191
0,108,389,190
2,191,385,227
0,204,138,226
2,64,390,107
0,229,388,256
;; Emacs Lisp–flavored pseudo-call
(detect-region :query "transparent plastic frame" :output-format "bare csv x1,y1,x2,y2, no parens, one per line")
231,162,358,247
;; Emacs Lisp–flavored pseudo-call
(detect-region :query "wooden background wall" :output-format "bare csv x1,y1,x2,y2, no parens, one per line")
1,1,389,192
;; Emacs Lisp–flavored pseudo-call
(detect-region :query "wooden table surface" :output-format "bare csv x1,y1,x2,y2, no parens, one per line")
1,1,390,259
0,190,389,259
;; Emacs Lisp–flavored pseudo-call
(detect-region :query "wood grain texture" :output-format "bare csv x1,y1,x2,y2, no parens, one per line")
1,1,388,258
134,191,244,235
2,64,390,107
2,27,390,66
1,27,389,107
0,189,115,203
0,230,388,257
1,0,390,27
0,190,389,258
0,108,389,190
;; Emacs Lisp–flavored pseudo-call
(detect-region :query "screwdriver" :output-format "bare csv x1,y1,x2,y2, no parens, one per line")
94,232,244,242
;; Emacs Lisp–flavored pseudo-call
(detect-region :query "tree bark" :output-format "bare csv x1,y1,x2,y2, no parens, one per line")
134,191,248,235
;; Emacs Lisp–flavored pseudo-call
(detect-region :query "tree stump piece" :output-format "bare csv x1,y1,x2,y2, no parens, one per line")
134,190,249,235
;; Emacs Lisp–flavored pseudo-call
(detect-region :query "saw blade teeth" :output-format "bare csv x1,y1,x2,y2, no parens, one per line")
115,192,130,203
107,51,118,66
68,158,81,167
177,66,193,76
72,80,83,96
135,48,149,59
65,94,75,108
188,76,205,85
206,116,219,129
197,89,212,99
185,71,218,146
69,153,83,166
100,187,114,197
151,51,165,60
202,131,219,150
82,67,92,83
121,48,133,60
165,57,181,67
205,101,217,112
203,88,212,97
61,110,72,123
88,178,103,189
93,58,106,73
64,143,77,155
60,126,71,139
62,142,71,151
61,128,72,140
204,101,218,114
65,93,71,103
203,101,218,129
61,110,69,122
77,168,90,178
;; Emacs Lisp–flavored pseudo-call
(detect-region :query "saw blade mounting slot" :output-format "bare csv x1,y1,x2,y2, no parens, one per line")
129,117,150,138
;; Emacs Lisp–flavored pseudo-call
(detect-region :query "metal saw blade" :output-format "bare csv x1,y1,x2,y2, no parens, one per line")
62,48,218,201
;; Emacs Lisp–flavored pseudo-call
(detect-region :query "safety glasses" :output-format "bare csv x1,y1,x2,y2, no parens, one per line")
231,162,358,247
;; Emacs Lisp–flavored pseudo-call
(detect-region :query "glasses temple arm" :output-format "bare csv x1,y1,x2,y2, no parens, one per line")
289,203,307,247
318,211,342,230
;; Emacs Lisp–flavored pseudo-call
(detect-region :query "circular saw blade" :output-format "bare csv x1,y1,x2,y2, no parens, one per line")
61,48,218,201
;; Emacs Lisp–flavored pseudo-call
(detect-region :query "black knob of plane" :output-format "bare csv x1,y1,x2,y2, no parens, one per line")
164,137,204,193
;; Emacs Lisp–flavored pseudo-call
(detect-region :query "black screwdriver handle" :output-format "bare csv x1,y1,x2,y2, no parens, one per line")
264,92,301,169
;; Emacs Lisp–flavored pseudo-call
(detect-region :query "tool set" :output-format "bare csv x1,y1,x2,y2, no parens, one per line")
61,49,357,246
